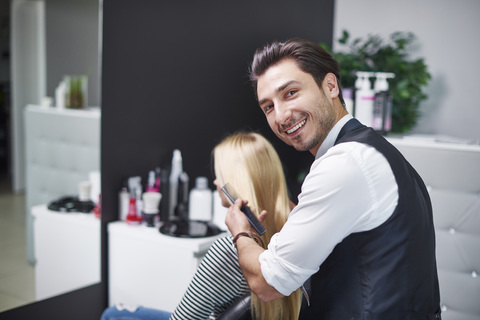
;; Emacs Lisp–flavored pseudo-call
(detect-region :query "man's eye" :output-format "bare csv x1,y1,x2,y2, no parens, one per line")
286,90,296,97
263,104,273,114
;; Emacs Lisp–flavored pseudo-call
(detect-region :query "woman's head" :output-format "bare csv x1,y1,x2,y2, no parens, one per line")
213,132,290,238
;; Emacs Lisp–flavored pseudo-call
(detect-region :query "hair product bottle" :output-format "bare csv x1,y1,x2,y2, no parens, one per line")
142,192,162,227
354,71,376,127
188,176,213,221
146,170,157,192
175,172,190,220
373,72,395,134
154,167,161,192
118,180,129,221
126,197,141,225
168,149,183,220
159,165,170,222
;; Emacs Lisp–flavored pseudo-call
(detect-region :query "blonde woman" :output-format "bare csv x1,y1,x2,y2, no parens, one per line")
213,132,302,320
101,131,301,320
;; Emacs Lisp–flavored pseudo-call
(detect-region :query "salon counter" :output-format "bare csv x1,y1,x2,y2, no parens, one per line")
32,204,101,300
107,221,226,312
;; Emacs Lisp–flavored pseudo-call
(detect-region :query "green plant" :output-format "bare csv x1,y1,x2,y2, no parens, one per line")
65,75,88,109
320,30,431,133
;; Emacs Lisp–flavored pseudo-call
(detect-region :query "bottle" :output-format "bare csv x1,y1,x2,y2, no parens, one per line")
128,176,143,217
135,187,143,219
142,192,162,227
175,172,190,220
93,194,101,219
126,197,141,225
146,170,157,192
160,165,170,222
78,181,92,202
55,80,66,109
64,75,72,108
342,88,354,115
154,167,161,192
354,71,376,127
169,149,183,219
373,72,395,134
126,176,143,221
188,177,213,221
118,181,129,221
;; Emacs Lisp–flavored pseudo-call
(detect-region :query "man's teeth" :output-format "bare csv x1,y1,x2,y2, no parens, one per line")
287,120,306,134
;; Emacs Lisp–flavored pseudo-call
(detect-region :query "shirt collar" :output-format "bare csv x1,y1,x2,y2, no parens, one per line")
315,114,353,160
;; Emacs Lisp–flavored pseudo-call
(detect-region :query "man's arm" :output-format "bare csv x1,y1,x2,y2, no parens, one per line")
225,199,285,301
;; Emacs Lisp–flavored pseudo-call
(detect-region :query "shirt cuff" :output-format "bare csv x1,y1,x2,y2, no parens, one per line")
259,236,318,296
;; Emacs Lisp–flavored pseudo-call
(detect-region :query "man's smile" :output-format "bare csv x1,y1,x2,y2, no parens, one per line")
286,119,306,135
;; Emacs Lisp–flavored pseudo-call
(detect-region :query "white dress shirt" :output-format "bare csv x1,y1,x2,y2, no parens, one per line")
259,115,399,296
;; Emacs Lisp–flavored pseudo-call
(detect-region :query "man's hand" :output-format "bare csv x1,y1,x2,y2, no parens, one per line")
224,199,283,301
225,199,252,235
225,199,268,236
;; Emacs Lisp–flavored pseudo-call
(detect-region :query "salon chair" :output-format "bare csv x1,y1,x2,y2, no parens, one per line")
217,293,251,320
388,138,480,320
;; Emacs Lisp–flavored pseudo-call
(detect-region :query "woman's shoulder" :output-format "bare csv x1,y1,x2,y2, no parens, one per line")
210,236,235,251
213,235,234,245
198,235,243,280
206,236,237,260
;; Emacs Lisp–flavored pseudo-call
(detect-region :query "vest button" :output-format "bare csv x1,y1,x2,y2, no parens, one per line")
448,227,456,234
472,271,478,278
441,305,448,312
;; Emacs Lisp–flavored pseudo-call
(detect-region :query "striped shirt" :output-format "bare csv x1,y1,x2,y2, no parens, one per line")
170,236,250,320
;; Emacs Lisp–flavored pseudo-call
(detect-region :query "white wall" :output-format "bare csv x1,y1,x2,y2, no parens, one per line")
333,0,480,140
11,0,46,192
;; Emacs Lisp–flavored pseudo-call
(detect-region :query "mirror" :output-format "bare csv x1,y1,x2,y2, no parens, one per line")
0,0,102,313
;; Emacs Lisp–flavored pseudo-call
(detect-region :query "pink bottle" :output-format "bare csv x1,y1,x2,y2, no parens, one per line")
126,198,142,224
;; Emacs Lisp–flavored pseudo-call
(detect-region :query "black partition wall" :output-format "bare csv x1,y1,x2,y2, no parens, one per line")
0,1,333,319
101,0,334,220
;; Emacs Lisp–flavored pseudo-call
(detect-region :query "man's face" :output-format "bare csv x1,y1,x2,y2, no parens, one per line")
256,59,336,155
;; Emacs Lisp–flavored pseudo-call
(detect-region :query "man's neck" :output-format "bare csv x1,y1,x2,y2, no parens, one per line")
314,113,353,159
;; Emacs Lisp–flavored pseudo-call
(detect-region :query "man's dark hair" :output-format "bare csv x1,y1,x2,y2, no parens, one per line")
249,38,345,106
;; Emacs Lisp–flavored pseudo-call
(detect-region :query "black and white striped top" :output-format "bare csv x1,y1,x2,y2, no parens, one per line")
170,236,250,320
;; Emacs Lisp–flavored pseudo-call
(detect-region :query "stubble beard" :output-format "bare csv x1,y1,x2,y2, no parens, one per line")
287,100,336,152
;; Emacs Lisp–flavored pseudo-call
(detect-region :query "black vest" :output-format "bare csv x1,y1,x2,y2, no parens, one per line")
300,120,441,320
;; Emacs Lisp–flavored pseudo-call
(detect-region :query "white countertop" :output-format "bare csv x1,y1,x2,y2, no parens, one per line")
108,220,226,253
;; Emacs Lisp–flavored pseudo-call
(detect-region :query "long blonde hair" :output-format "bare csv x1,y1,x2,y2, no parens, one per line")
213,132,302,320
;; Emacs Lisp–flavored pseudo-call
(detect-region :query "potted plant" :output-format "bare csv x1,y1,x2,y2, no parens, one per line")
65,75,88,109
320,30,431,133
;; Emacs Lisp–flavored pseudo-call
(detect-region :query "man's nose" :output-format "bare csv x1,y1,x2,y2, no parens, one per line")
274,102,292,124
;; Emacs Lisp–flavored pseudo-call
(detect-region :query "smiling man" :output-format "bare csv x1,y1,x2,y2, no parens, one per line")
225,38,441,319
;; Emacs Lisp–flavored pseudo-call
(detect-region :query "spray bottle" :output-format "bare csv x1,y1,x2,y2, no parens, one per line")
373,72,395,134
126,176,143,224
169,149,183,220
354,71,376,127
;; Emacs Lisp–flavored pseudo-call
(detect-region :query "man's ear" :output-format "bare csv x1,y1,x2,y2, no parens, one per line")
323,73,340,99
